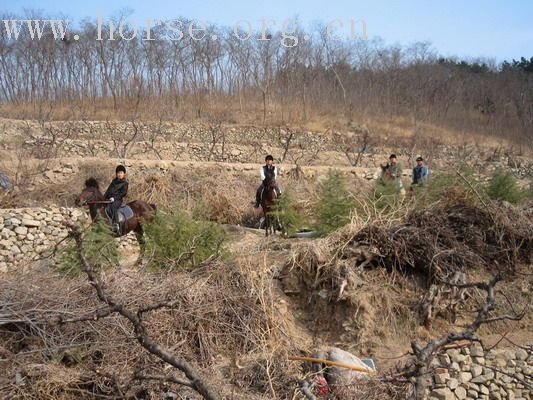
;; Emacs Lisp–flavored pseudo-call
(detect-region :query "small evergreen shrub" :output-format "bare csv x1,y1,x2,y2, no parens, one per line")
370,177,405,212
268,187,305,237
314,170,353,235
57,221,118,275
414,168,487,207
486,169,531,204
144,210,225,269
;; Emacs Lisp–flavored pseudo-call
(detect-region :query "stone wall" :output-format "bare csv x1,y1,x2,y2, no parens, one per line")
0,207,137,272
0,207,74,272
429,343,532,400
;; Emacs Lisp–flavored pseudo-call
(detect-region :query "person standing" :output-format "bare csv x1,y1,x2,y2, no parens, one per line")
411,156,429,190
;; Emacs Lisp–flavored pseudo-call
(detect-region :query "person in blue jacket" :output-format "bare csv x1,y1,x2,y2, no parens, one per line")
411,156,429,190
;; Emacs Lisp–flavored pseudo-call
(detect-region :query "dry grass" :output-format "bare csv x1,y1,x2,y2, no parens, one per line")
0,246,305,399
281,196,533,360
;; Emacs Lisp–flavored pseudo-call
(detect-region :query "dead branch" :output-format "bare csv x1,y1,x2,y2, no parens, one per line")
67,223,220,400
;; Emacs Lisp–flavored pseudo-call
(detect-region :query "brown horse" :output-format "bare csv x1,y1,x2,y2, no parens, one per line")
260,172,278,236
75,178,156,258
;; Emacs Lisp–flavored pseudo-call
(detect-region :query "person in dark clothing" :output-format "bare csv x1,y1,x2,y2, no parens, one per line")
411,156,429,190
104,165,129,232
254,155,281,208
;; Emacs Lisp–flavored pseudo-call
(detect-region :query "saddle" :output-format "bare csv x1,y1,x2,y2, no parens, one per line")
105,204,134,235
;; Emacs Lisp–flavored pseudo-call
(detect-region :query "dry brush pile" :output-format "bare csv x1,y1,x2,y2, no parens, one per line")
281,194,533,353
0,258,299,399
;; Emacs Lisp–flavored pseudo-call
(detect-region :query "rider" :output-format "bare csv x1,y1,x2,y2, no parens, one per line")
411,156,429,189
104,165,129,233
381,154,404,192
254,155,281,208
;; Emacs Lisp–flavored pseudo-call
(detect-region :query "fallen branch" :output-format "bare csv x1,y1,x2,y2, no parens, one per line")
67,223,220,400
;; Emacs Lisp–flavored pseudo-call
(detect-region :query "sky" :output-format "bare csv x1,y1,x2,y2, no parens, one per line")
1,0,532,62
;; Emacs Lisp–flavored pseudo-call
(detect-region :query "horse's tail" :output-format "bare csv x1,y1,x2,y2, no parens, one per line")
150,203,157,212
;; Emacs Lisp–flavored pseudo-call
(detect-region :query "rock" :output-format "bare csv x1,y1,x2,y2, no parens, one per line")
515,349,528,361
430,388,454,400
22,218,40,227
489,392,501,400
435,372,450,384
14,226,28,235
0,239,13,248
494,358,507,368
311,347,373,386
455,386,467,399
447,378,459,390
454,354,468,363
471,365,483,377
472,373,494,384
466,382,480,392
12,217,22,225
479,384,490,395
458,372,473,383
450,362,461,372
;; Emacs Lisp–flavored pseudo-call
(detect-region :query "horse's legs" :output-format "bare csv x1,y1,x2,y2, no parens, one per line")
134,224,146,265
264,214,270,237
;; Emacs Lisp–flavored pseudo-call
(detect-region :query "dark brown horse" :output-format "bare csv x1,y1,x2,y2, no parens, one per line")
260,172,278,236
75,178,156,257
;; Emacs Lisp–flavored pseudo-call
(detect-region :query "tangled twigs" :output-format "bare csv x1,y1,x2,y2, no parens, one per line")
405,272,528,399
67,223,220,400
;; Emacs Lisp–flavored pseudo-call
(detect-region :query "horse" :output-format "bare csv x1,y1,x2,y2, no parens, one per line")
260,172,278,237
75,178,156,260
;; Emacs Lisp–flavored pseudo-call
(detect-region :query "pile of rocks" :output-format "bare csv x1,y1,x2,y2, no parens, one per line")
428,344,532,400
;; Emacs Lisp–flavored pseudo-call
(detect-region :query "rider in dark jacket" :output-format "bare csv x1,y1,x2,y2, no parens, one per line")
104,165,128,230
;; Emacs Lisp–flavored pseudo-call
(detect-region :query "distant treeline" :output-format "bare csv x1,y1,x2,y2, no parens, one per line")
1,11,532,145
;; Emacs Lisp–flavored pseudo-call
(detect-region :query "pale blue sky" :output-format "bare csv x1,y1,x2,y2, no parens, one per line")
2,0,532,61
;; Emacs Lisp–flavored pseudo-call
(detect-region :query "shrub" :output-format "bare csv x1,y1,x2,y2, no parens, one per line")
268,187,305,237
486,169,531,204
314,170,353,235
144,210,225,269
370,177,405,212
413,168,487,207
57,221,118,275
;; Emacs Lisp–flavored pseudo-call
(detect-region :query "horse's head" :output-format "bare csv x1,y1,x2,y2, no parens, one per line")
75,178,102,206
264,171,277,190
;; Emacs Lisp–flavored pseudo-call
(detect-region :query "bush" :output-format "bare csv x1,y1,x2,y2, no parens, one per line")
144,210,225,269
268,187,305,237
413,168,487,207
486,169,531,204
370,177,405,212
57,221,118,275
314,170,353,235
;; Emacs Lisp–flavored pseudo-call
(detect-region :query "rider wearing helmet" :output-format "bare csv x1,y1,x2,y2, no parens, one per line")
254,155,281,208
